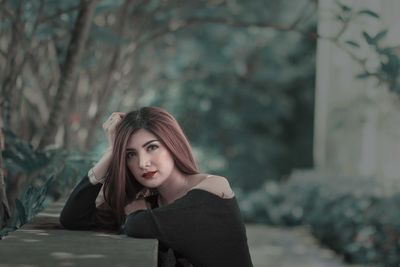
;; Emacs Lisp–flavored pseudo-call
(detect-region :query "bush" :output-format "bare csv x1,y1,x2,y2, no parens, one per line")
0,129,93,238
237,170,400,266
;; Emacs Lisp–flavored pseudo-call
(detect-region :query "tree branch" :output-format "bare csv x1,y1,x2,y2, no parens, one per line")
289,0,316,30
38,0,99,150
132,16,320,55
183,17,318,38
37,4,81,24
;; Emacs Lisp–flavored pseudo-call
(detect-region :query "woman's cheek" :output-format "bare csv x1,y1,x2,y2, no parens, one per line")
126,161,137,176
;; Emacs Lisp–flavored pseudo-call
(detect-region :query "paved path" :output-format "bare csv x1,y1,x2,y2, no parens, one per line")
246,224,367,267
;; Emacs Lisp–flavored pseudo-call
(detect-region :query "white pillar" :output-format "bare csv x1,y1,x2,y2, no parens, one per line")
314,0,400,192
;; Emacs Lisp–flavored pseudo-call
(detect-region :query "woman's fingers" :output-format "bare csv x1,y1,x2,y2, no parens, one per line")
102,112,126,146
103,112,125,128
112,112,126,118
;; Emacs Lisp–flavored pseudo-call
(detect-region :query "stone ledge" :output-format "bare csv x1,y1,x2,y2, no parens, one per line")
0,199,158,267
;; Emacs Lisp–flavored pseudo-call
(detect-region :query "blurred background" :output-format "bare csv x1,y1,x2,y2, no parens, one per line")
0,0,399,266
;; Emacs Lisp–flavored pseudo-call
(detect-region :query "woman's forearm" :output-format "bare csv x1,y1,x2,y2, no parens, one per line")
90,147,113,184
59,175,103,229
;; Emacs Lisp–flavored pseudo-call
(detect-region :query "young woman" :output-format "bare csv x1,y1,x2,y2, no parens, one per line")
60,107,253,267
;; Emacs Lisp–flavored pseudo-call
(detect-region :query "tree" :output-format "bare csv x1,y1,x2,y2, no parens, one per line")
0,109,10,229
38,0,99,150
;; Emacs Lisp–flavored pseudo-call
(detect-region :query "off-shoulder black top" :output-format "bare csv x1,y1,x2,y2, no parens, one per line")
59,175,253,267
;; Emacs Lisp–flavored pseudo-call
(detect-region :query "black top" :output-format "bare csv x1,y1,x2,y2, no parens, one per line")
60,175,253,267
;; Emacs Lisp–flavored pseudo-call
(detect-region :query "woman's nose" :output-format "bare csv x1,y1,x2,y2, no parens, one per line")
139,154,151,169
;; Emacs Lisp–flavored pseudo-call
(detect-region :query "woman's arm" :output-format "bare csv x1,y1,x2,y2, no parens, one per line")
123,209,159,239
59,147,115,229
88,147,113,185
60,112,126,230
59,174,103,230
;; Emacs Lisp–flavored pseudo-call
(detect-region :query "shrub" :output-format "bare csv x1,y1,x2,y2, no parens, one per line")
237,170,400,266
0,130,93,238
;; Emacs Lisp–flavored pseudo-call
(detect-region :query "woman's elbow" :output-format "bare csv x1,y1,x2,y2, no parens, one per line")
123,211,149,238
123,218,139,237
59,208,85,230
59,209,76,229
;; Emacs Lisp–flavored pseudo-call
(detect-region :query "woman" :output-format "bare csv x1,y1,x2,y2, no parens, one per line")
60,107,253,267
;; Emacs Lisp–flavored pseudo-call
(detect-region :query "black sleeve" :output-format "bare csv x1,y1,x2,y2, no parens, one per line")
59,175,104,230
123,209,160,239
123,198,202,245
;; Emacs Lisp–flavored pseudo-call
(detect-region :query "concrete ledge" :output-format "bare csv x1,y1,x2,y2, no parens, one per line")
0,199,158,267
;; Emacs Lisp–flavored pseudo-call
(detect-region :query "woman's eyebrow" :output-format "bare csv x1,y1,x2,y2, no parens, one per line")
126,139,158,151
142,139,158,147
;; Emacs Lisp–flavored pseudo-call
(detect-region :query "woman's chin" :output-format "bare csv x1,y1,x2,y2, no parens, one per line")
139,178,162,188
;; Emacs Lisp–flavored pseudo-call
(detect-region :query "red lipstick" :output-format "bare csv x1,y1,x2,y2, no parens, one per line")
142,171,157,179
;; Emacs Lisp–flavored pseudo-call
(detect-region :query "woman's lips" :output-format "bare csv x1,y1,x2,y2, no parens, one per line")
142,171,157,179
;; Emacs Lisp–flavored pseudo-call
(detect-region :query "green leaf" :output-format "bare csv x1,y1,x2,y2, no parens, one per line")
345,40,360,48
336,1,351,13
336,14,345,22
358,9,380,19
391,83,400,93
356,72,370,79
373,30,388,43
14,199,27,226
362,31,374,45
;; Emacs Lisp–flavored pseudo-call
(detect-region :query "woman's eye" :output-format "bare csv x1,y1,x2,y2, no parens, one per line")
127,152,136,158
147,144,158,151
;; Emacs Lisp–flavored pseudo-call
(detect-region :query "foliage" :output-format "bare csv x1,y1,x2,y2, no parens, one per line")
1,0,398,191
1,0,317,192
333,2,400,93
239,171,400,266
0,129,93,238
146,10,316,190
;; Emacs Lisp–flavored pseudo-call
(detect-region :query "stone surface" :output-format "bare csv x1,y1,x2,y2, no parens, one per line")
0,200,157,267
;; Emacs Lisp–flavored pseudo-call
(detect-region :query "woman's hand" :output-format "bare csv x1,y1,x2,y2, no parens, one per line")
88,112,125,184
124,199,147,216
102,112,125,148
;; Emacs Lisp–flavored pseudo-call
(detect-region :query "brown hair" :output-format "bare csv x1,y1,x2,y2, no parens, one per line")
98,107,199,230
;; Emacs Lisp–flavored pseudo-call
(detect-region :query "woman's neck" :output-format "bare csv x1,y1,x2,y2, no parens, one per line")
156,170,191,206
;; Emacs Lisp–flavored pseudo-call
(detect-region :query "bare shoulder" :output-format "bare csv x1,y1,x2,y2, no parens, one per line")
192,174,235,199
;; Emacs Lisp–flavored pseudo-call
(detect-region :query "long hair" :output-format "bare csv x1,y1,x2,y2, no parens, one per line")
98,107,199,230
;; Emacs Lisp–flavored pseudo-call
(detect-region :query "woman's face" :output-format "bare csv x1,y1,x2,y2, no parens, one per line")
125,128,175,188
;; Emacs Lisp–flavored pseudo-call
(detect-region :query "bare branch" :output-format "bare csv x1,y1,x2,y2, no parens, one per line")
38,0,99,150
30,0,45,39
183,17,313,34
289,0,316,29
133,16,320,54
0,1,15,19
37,4,81,24
0,50,6,60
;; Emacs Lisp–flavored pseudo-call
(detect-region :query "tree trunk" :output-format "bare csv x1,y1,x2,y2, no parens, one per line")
0,110,11,229
38,0,98,150
1,0,23,130
83,0,130,151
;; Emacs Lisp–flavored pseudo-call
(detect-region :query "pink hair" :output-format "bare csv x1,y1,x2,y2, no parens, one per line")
99,107,199,229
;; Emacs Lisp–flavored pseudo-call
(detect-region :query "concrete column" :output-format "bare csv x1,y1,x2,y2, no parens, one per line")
314,0,400,192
